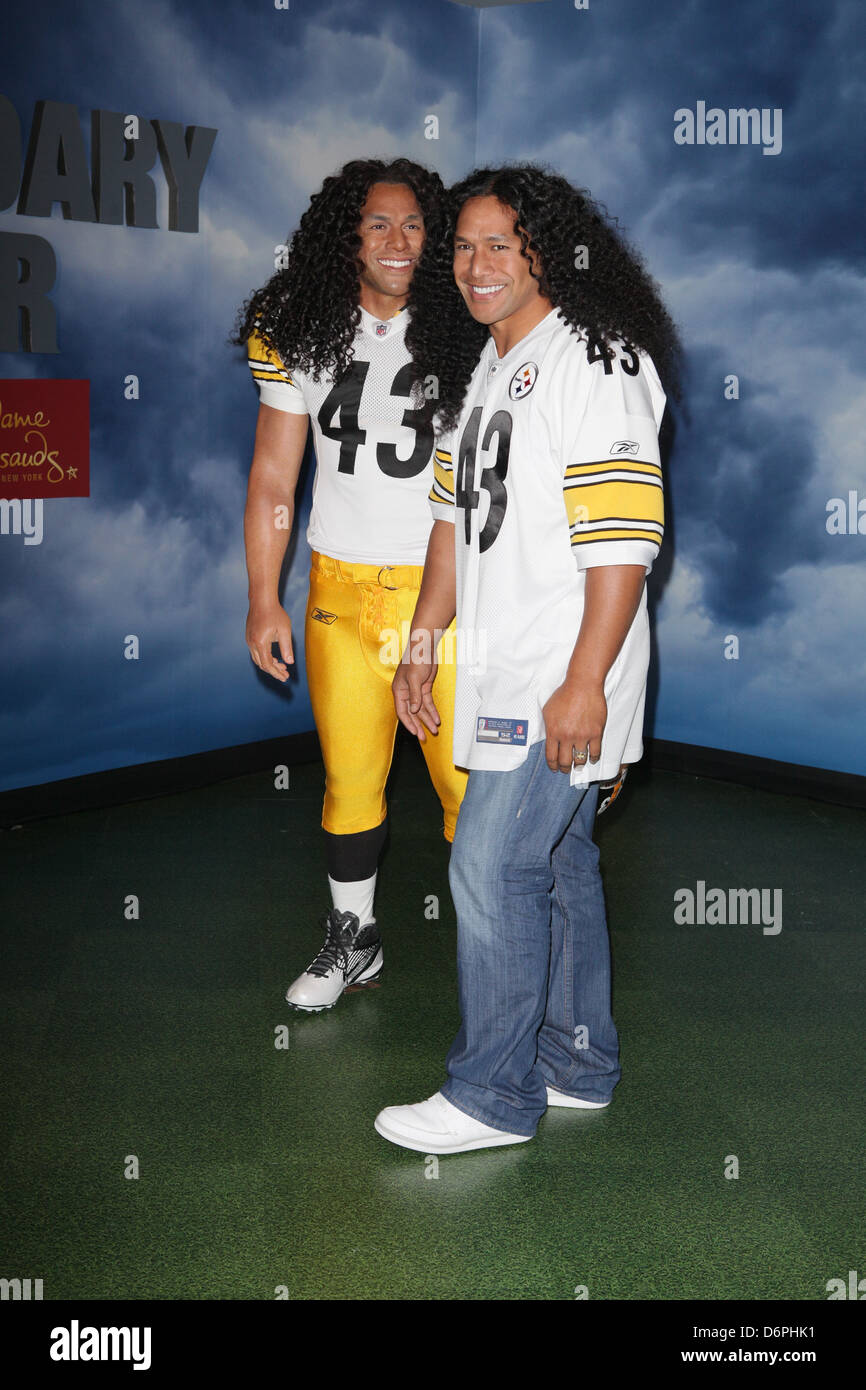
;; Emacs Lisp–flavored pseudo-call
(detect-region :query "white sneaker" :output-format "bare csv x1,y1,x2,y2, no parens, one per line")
546,1085,610,1109
286,909,382,1012
374,1091,533,1154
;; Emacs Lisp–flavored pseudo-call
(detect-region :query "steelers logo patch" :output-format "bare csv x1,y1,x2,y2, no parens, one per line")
509,362,538,400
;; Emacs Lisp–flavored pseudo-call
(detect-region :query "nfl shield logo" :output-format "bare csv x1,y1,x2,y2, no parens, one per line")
509,361,538,400
375,321,389,337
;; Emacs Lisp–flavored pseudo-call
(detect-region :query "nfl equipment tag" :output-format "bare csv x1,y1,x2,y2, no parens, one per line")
476,716,528,745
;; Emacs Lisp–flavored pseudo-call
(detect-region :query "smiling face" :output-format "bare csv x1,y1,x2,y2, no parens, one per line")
453,195,553,355
356,182,425,318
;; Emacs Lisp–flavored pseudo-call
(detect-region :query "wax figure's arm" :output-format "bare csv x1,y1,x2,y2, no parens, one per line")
543,564,647,773
244,402,310,682
392,518,457,742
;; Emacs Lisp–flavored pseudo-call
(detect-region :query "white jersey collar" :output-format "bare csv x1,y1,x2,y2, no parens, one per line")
483,306,563,367
359,304,410,339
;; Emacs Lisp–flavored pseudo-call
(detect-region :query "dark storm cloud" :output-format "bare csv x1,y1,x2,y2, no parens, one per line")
668,345,821,626
478,0,864,273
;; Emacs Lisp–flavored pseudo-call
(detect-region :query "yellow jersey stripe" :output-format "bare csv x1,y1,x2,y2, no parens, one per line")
563,479,664,530
247,328,295,385
571,528,663,547
429,479,455,506
433,458,455,492
249,365,296,385
564,459,662,480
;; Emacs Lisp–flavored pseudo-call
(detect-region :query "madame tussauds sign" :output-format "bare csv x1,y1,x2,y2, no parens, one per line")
0,380,89,498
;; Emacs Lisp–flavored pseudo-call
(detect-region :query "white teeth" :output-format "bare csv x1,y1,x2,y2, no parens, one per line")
380,259,412,267
471,284,504,295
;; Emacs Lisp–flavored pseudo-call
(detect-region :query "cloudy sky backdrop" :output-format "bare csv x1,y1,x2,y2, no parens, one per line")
1,0,863,789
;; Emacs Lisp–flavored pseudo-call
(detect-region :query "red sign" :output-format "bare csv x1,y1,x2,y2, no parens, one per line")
0,380,90,498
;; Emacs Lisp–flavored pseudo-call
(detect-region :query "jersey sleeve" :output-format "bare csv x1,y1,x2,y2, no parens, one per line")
561,342,665,573
428,432,456,524
247,328,308,415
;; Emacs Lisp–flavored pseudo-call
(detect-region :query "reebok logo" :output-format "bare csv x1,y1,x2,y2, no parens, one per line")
609,440,639,455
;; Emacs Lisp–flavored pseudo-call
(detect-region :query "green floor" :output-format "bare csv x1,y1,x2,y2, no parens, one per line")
1,743,863,1300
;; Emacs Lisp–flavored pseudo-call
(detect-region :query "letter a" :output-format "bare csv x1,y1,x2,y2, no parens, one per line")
673,109,694,146
825,498,845,534
673,888,693,924
50,1328,71,1362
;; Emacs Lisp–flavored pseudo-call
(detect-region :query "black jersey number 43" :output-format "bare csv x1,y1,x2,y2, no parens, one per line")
455,407,512,553
317,361,434,478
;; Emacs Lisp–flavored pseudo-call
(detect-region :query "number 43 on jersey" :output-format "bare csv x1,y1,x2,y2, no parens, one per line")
317,362,434,478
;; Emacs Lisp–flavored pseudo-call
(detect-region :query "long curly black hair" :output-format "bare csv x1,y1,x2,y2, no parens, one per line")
232,157,446,381
406,163,683,431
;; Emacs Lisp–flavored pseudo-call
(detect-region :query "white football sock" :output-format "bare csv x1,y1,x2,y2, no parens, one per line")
328,873,376,927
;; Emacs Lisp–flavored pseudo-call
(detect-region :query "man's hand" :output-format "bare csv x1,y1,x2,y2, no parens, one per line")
543,565,645,773
542,678,607,773
246,602,294,683
393,647,440,744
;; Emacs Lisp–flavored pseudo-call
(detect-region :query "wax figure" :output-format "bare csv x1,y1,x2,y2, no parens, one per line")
236,159,468,1011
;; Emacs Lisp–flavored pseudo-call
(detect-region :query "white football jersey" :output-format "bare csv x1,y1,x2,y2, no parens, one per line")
429,308,666,785
249,307,439,565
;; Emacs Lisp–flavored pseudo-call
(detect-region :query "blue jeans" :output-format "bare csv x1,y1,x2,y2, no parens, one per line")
441,741,621,1135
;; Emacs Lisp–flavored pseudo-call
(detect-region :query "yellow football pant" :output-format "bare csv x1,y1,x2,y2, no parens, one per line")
304,551,468,841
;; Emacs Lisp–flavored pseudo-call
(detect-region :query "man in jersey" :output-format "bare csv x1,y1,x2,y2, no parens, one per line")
235,158,467,1012
376,165,681,1153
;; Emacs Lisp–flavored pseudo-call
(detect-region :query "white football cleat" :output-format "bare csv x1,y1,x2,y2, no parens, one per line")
286,909,382,1012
